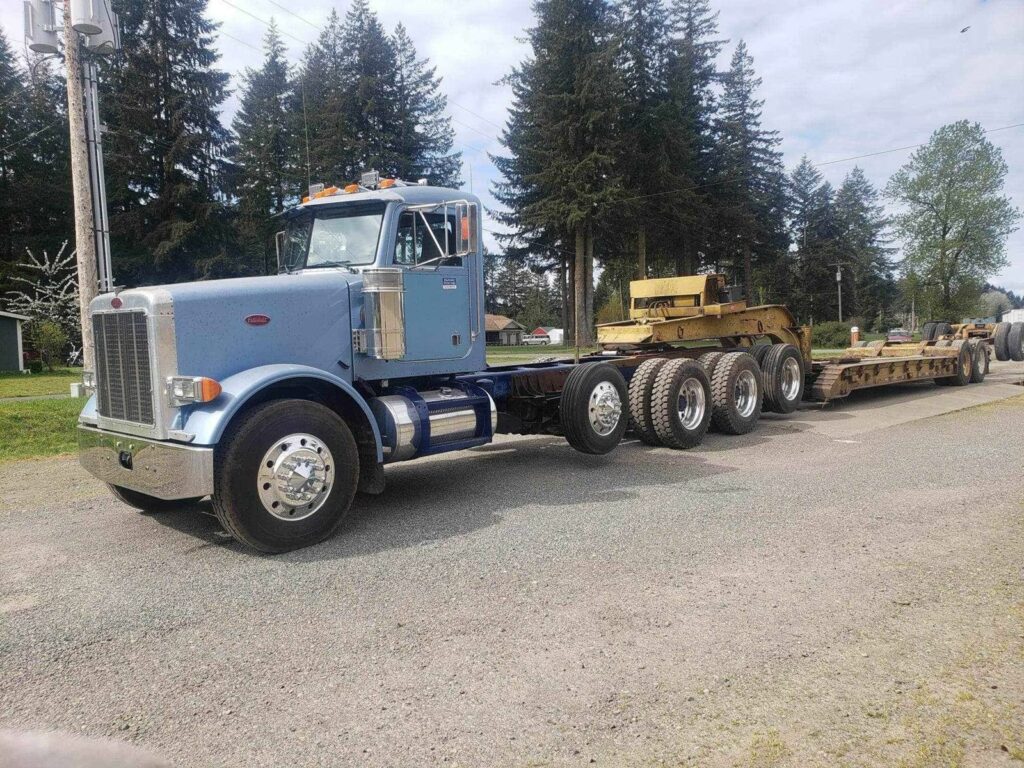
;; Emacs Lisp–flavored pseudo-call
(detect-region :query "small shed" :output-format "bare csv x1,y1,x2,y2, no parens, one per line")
485,314,526,346
0,310,28,372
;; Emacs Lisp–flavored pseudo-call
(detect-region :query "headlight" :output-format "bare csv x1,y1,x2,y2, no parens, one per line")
167,376,222,406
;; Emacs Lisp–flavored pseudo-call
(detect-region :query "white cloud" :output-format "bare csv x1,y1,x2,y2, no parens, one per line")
3,0,1022,288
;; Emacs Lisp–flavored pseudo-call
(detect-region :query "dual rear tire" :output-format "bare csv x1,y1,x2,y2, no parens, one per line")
628,349,769,448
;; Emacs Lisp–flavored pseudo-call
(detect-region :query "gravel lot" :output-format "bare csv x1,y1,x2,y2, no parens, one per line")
2,364,1023,767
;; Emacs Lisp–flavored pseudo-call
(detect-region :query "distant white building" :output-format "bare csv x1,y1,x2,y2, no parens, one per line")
529,326,564,345
1003,308,1024,324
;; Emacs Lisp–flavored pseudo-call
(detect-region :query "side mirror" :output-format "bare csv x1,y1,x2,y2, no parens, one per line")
455,202,479,257
275,230,286,272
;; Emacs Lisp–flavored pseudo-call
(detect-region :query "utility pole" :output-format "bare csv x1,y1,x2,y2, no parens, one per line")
63,8,98,372
26,0,119,373
834,263,844,323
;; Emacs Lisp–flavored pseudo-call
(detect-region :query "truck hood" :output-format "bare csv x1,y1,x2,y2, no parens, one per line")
95,270,360,382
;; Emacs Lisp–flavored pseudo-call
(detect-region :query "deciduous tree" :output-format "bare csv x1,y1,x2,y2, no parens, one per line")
886,120,1020,319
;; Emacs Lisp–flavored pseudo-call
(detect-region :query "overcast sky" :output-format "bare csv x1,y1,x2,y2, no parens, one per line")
3,0,1023,291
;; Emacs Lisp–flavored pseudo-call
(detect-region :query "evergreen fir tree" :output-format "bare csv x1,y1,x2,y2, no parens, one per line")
338,0,398,175
493,0,624,344
296,10,353,186
615,0,685,278
710,40,787,301
0,35,71,294
104,0,232,284
390,23,461,186
1,31,32,289
665,0,727,275
835,167,895,328
789,157,840,322
232,21,295,275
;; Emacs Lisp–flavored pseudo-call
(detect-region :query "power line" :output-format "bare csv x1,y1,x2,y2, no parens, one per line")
262,0,321,31
606,121,1024,207
216,0,307,46
219,30,263,54
0,121,58,154
815,122,1024,167
452,102,507,132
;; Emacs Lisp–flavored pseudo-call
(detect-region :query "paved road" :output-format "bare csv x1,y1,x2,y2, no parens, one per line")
2,364,1023,767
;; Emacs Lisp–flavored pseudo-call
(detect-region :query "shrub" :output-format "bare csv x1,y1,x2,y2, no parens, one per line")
29,320,68,371
28,360,43,374
812,321,853,348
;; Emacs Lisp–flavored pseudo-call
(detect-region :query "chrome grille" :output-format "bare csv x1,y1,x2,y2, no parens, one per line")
93,311,155,425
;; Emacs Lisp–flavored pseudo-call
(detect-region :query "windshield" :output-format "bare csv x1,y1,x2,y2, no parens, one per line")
281,205,385,271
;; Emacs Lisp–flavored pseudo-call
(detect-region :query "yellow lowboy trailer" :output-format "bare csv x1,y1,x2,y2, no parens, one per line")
596,274,987,405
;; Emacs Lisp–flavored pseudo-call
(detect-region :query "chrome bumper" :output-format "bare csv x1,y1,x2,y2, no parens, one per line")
78,426,214,500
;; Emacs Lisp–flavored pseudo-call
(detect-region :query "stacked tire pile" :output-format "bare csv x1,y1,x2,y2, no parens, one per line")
626,343,805,450
992,321,1024,363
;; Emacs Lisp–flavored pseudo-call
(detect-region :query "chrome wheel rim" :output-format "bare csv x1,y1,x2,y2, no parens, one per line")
257,433,334,521
676,377,706,430
781,356,802,401
734,370,758,418
588,381,622,436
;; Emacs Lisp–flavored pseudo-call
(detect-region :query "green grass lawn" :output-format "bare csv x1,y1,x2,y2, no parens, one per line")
0,396,86,463
486,345,588,365
0,367,81,398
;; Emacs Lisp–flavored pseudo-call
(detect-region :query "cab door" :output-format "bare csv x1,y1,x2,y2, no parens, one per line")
393,209,472,362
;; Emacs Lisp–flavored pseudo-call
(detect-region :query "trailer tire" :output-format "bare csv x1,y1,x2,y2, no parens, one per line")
710,352,763,435
749,344,772,367
627,358,668,446
561,362,629,455
939,341,973,387
921,321,937,341
993,322,1011,361
1009,322,1024,362
934,322,953,338
107,484,204,513
969,342,987,383
649,359,712,449
698,351,727,378
211,399,359,553
762,344,805,414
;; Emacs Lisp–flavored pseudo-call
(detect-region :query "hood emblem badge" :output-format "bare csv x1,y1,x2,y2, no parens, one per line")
245,314,271,326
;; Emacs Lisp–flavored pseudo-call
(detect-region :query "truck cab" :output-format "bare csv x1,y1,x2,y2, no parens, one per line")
78,178,509,552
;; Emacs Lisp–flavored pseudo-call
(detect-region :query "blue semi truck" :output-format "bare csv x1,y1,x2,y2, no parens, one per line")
78,174,805,552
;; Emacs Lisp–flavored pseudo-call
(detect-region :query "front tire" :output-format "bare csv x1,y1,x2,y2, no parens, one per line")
108,484,203,513
212,399,359,553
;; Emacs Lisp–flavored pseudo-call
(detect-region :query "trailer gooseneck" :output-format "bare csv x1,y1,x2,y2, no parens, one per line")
76,177,996,553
